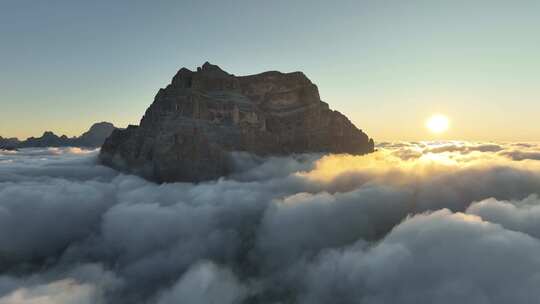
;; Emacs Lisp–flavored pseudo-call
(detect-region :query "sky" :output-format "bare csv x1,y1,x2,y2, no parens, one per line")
0,0,539,141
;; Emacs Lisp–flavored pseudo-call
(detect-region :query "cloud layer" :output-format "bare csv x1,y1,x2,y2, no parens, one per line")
2,142,540,303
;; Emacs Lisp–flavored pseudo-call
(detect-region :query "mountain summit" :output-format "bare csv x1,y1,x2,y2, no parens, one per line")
100,62,374,182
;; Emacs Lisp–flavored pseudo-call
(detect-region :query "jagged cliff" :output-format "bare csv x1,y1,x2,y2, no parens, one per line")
100,62,374,182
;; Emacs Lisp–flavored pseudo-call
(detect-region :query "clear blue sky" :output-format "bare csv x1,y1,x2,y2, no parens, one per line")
1,0,539,140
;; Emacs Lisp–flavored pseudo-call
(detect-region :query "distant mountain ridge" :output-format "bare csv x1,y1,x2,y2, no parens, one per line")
0,122,116,150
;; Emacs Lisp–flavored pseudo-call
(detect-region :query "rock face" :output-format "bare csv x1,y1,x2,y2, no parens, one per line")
6,122,116,149
100,62,374,182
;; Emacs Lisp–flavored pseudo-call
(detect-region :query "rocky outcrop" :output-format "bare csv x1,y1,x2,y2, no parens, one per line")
5,122,116,149
100,62,374,182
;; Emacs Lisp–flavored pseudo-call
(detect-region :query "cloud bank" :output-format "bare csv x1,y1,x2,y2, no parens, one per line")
2,142,540,303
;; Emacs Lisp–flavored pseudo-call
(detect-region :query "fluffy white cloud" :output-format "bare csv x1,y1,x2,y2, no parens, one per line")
0,280,98,304
2,144,540,303
155,262,246,304
0,264,121,304
300,210,540,304
467,195,540,238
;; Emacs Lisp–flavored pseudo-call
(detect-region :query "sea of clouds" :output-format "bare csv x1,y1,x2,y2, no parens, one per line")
2,141,540,304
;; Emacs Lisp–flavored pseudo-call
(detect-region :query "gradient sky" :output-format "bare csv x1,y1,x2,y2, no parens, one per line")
1,0,539,141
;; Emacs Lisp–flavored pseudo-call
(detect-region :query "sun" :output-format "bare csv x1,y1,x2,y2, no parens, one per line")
426,114,450,134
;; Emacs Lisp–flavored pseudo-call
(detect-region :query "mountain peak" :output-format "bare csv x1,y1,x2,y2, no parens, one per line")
2,122,117,149
197,61,229,76
100,63,374,182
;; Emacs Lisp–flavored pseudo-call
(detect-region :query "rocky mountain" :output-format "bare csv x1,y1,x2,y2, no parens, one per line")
18,131,69,148
100,62,374,182
76,122,117,147
1,122,116,149
0,136,20,150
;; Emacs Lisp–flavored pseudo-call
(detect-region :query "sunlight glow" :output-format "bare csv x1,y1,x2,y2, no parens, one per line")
426,115,450,134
